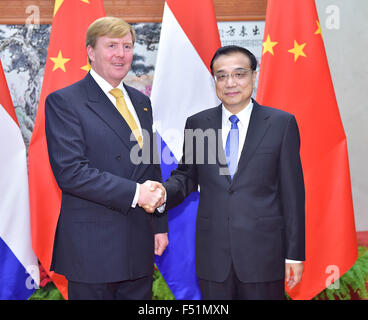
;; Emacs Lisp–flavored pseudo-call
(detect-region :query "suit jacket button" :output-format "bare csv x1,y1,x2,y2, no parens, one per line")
229,189,234,194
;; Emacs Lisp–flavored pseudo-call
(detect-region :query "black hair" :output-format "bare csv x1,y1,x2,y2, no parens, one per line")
210,45,258,75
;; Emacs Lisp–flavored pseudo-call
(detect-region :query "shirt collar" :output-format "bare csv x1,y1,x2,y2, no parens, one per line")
222,99,253,126
90,69,126,96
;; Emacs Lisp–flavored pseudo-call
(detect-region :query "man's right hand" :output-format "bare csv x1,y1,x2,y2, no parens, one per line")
138,180,166,213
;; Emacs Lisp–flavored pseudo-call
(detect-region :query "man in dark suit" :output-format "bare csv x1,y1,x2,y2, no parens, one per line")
45,17,168,300
150,46,305,299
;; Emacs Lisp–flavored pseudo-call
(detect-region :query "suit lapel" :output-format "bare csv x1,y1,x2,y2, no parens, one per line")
232,100,271,183
206,105,232,184
124,84,152,138
124,84,153,181
84,73,135,151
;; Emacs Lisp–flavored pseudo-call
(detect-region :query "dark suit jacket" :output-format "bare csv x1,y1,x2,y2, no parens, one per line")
164,99,305,283
45,72,167,283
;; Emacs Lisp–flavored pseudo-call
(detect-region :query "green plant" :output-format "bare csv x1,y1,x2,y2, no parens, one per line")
29,282,64,300
313,246,368,300
152,267,175,300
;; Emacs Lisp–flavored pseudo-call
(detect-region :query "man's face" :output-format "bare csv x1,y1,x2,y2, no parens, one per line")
87,33,134,87
212,52,257,113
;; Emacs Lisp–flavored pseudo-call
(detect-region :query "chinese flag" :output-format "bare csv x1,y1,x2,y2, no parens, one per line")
256,0,357,299
28,0,105,299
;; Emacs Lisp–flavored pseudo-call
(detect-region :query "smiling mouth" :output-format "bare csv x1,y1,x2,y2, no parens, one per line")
225,92,239,96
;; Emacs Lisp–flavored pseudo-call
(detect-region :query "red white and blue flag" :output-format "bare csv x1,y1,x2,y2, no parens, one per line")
151,0,221,299
0,59,39,299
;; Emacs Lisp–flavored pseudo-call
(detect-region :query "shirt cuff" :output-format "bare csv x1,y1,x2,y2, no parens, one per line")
131,183,140,208
157,203,166,213
156,190,167,213
285,259,302,263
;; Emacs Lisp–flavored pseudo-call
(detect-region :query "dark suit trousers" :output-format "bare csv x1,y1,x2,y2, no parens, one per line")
198,264,285,300
68,276,153,300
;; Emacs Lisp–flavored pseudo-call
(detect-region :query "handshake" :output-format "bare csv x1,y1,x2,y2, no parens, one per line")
137,180,166,213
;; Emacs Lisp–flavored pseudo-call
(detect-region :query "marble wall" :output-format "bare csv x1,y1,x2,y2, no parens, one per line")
0,24,50,147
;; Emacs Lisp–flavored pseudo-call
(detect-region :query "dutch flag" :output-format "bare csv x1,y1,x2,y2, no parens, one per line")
0,59,39,300
151,0,221,299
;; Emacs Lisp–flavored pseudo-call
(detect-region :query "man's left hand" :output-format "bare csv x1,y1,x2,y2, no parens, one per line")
285,263,303,289
154,233,169,256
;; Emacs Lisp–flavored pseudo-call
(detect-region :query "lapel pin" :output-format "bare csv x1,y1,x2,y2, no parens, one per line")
143,107,149,112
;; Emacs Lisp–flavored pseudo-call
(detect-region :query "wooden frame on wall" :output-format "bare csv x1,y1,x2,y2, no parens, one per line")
0,0,266,24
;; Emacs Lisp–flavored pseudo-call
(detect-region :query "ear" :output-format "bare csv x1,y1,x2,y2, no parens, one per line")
86,45,95,63
252,71,258,87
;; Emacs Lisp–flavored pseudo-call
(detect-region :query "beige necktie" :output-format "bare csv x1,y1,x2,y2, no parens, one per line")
109,88,143,148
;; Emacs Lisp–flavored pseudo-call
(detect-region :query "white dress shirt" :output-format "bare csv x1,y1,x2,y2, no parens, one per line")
221,100,253,164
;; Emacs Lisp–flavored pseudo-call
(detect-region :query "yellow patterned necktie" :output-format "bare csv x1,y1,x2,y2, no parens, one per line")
109,88,143,148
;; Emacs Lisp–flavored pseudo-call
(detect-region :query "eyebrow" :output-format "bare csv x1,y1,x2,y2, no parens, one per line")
106,40,133,46
106,39,133,43
215,67,249,73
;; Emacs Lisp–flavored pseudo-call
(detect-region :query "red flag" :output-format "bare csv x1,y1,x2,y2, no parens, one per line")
256,0,357,299
28,0,105,299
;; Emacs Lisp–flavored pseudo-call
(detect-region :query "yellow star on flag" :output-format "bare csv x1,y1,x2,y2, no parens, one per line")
288,40,307,62
50,50,71,72
81,58,91,72
262,34,278,56
53,0,64,17
314,20,322,37
54,0,89,16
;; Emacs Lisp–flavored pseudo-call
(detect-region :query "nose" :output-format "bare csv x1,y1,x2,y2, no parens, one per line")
116,45,125,57
225,75,236,87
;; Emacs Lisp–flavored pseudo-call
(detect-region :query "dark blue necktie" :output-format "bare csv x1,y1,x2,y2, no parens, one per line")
225,115,239,179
